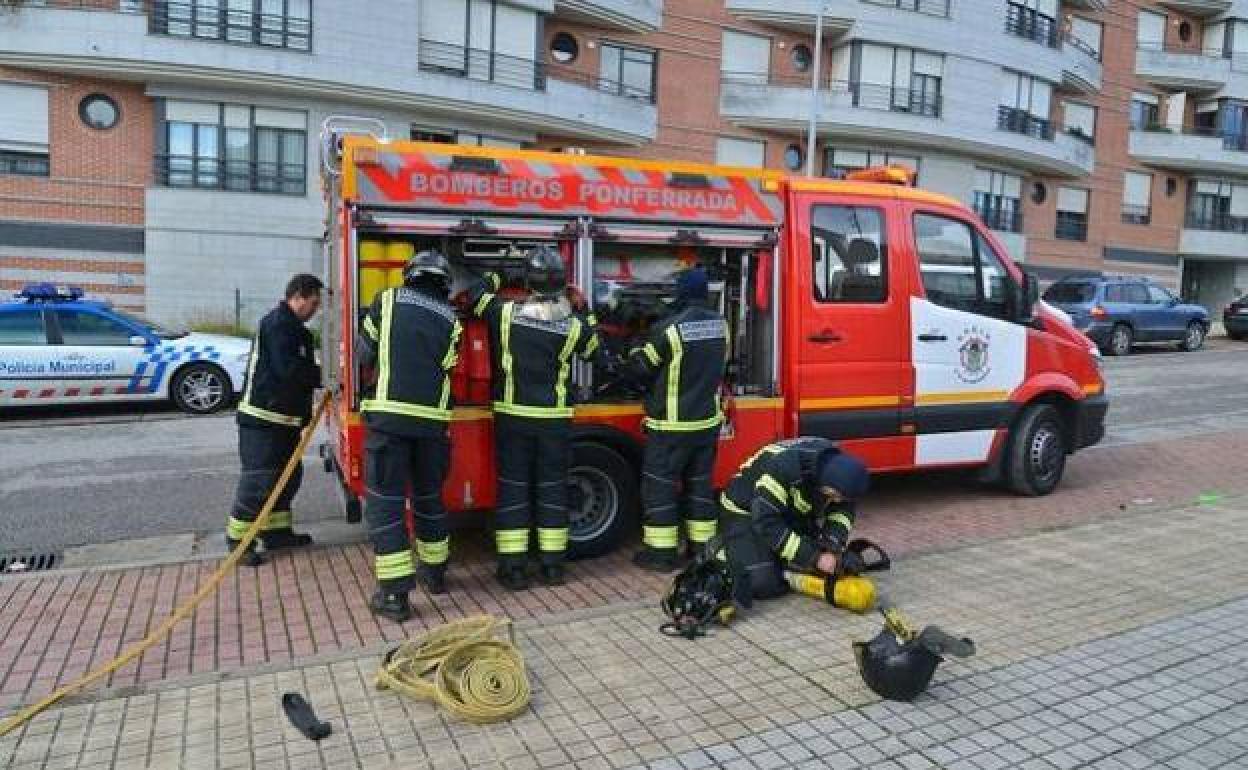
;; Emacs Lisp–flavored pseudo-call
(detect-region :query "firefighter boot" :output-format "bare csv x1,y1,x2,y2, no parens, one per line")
496,563,529,592
417,564,447,595
369,589,412,623
633,548,682,573
540,563,566,586
227,539,266,568
261,530,315,551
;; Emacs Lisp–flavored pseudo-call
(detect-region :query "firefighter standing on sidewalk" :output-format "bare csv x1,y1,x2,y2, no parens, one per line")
227,273,323,566
630,266,730,572
467,245,601,591
357,250,463,623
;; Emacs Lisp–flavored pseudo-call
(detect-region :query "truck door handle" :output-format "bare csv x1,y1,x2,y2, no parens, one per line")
917,333,948,342
808,330,842,343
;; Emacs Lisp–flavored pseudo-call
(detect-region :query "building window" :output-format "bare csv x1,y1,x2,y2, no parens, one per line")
973,169,1023,233
1067,16,1103,60
158,101,307,195
419,0,542,91
811,205,887,303
791,44,813,72
0,82,49,177
1122,171,1153,224
550,32,578,64
411,127,455,143
851,43,942,117
1187,179,1248,233
79,94,121,131
1137,9,1167,51
455,132,524,148
1005,0,1058,47
784,144,803,171
998,71,1054,139
1129,93,1160,130
721,30,771,84
823,148,919,180
599,43,657,102
716,137,765,168
1062,101,1096,145
1055,187,1089,241
150,0,311,51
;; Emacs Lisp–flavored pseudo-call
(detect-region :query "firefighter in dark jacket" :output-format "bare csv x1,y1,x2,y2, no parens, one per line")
717,437,870,603
630,266,729,572
466,245,601,591
227,273,323,567
357,250,463,623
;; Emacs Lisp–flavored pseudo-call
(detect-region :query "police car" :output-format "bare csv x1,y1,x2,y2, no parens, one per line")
0,284,251,414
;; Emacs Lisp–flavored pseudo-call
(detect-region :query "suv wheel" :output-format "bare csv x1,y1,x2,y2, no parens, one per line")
1179,322,1205,352
1106,324,1132,356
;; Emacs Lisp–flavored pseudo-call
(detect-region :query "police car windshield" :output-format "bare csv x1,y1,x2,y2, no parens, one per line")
112,310,188,340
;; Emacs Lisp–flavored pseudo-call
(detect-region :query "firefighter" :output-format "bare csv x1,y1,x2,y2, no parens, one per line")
467,245,601,591
227,273,323,567
717,437,870,604
629,266,729,572
357,250,463,623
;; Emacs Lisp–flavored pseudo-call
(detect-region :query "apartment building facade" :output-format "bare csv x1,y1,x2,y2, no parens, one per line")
1,0,1245,323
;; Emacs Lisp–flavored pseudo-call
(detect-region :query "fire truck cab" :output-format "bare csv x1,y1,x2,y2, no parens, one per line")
319,127,1107,559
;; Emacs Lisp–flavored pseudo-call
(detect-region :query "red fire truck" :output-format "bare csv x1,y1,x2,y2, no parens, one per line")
319,125,1106,558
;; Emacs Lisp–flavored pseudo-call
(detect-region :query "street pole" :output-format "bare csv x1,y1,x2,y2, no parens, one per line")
804,2,824,177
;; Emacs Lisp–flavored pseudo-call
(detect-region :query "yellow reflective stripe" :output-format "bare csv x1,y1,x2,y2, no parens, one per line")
641,343,661,366
643,414,724,433
757,475,788,504
537,527,568,552
665,325,683,422
501,303,515,407
438,377,451,410
361,398,452,421
793,490,812,514
493,402,575,419
363,315,378,340
643,525,680,548
686,519,717,543
780,532,802,562
239,333,259,408
376,289,395,401
416,538,450,565
265,510,293,530
495,529,530,554
375,550,415,579
237,402,302,427
226,517,251,541
827,511,853,532
555,317,582,410
442,321,462,371
474,291,493,317
584,331,600,357
721,495,750,516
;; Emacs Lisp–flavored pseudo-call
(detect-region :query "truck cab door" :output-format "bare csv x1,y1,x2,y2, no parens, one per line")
792,197,908,467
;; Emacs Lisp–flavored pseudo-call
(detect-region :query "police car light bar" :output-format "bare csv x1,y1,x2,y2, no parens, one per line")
18,283,85,302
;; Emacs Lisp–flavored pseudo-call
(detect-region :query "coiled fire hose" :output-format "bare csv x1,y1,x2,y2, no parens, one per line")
375,616,531,724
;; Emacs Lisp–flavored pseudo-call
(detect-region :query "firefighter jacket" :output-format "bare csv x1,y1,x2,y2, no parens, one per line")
467,272,601,421
237,302,320,429
629,299,729,433
358,285,463,437
719,437,858,571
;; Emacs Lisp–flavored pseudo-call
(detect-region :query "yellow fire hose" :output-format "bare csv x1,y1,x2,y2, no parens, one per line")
375,616,531,724
0,392,331,738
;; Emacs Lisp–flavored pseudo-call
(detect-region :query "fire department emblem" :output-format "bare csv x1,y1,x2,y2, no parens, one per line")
956,326,992,384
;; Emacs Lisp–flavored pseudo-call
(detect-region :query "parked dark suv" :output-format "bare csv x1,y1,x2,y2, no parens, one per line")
1042,276,1210,356
1226,295,1248,340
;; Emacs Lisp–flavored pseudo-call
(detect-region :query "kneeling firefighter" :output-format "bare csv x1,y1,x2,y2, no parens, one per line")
466,245,603,591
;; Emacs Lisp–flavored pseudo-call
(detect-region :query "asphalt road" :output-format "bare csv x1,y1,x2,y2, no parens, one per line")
1,341,1246,553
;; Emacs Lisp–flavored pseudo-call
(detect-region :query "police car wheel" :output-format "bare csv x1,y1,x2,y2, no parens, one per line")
1005,404,1067,497
171,363,229,415
566,443,638,560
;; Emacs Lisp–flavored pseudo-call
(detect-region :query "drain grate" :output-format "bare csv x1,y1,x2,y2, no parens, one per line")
0,552,59,574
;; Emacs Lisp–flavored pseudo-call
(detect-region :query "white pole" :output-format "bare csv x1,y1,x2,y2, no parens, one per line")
804,3,824,177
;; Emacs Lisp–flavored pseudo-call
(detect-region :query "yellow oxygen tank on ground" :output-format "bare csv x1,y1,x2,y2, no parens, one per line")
386,241,414,289
784,570,877,613
358,240,388,307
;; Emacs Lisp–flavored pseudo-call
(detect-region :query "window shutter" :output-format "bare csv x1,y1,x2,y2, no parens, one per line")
974,168,993,193
722,30,771,82
253,108,305,130
1231,185,1248,217
166,100,221,124
421,0,466,45
912,52,943,77
715,137,765,168
1123,172,1152,207
1133,91,1159,106
860,44,895,84
1063,102,1095,136
999,71,1021,108
1071,17,1102,55
1030,80,1052,117
835,149,869,168
0,83,48,153
1137,10,1166,46
1057,187,1088,213
1002,173,1022,199
494,4,536,60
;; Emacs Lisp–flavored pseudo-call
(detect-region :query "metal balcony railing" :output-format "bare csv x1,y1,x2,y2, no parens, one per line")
1005,4,1058,47
154,154,306,195
1136,41,1227,58
721,73,942,118
997,106,1055,140
1186,211,1248,233
1063,33,1101,62
546,63,657,104
148,1,311,51
418,39,546,91
974,204,1023,233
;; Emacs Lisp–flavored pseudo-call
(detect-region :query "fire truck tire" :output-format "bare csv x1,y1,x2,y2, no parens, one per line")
566,442,638,560
1005,403,1067,497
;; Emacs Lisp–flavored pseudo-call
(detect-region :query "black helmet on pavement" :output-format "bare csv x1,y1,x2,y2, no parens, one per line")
402,249,451,290
524,244,566,296
853,609,975,701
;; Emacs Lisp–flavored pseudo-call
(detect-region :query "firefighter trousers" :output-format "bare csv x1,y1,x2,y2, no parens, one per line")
227,424,302,545
364,428,451,594
640,429,719,555
714,517,788,606
494,416,571,569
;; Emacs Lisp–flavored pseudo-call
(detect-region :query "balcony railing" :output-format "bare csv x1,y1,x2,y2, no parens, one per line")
1186,211,1248,233
1005,4,1058,47
998,106,1054,140
861,0,950,17
547,63,657,104
722,73,942,118
1063,33,1101,62
154,154,306,195
975,205,1023,233
1140,123,1248,151
147,1,311,51
1055,212,1088,241
1136,41,1226,58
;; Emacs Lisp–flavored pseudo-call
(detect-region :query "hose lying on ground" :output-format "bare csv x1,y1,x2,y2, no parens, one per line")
0,393,331,738
375,616,531,724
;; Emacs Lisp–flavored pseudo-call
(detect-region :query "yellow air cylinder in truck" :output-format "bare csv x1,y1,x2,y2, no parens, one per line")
386,241,414,288
358,240,388,307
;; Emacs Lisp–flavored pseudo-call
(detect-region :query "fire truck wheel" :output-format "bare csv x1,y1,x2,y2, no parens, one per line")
566,442,638,560
1005,403,1067,497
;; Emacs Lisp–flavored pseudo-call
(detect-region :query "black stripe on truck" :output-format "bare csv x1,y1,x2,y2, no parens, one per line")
799,402,1017,441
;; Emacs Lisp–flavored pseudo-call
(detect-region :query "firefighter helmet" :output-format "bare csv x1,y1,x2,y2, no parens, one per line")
853,609,975,701
660,540,735,639
524,244,567,296
402,249,452,289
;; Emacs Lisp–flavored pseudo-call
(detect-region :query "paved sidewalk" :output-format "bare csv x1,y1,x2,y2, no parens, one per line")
1,426,1245,720
1,495,1245,769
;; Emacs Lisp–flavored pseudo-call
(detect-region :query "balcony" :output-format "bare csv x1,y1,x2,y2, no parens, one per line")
553,0,662,32
1062,34,1102,94
724,0,947,32
997,106,1054,140
1136,44,1229,91
1181,213,1248,258
1156,0,1232,18
720,74,1094,176
1004,4,1057,48
1129,127,1248,175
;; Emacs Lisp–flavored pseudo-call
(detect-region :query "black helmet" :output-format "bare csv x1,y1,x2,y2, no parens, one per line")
402,249,451,289
853,610,975,701
660,539,735,639
524,245,566,296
